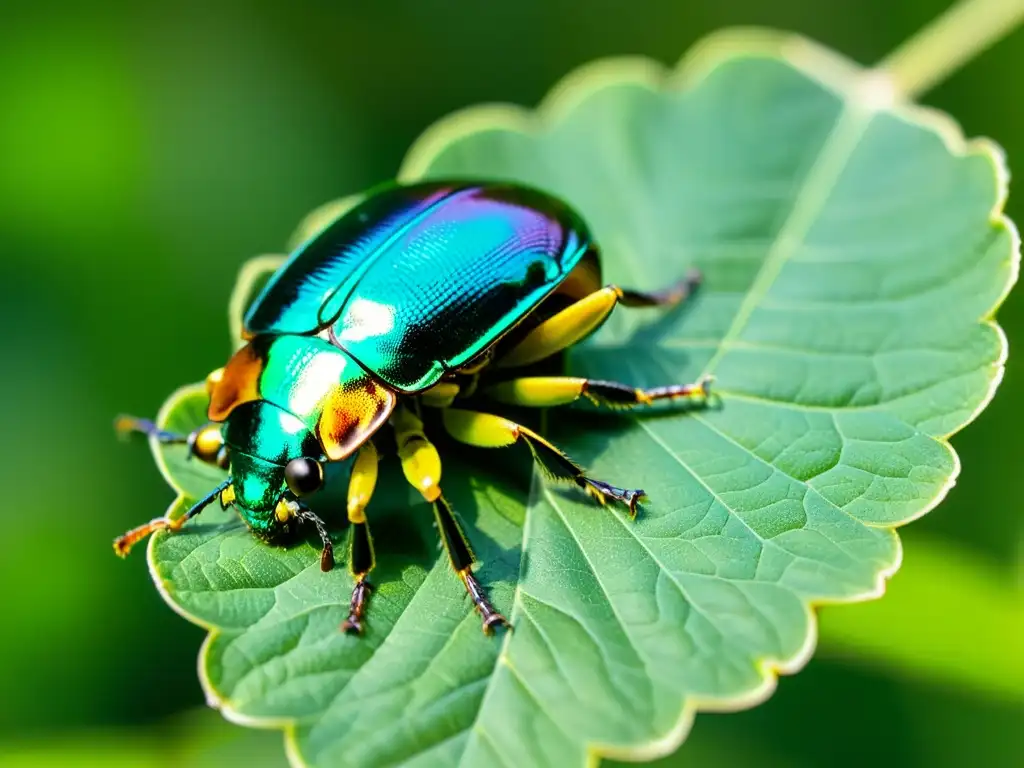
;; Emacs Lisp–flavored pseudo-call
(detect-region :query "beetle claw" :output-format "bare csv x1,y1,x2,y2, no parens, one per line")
482,611,511,635
341,617,364,635
340,579,372,634
583,479,646,516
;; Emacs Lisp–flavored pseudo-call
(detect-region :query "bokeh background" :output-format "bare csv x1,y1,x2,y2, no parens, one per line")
1,1,1020,766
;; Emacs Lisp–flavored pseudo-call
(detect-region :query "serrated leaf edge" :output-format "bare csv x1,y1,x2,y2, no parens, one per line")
140,26,1020,768
402,25,1019,768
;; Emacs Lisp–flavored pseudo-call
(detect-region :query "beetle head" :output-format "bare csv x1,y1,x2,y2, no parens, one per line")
215,401,327,538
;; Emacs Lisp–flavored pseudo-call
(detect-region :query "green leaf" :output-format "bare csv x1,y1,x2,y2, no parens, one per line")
142,29,1017,768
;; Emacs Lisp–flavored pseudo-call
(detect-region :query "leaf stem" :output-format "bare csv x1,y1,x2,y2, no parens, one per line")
880,0,1024,98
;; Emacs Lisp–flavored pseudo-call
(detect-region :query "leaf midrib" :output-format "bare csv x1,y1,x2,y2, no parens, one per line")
701,94,877,378
452,82,884,768
457,470,542,768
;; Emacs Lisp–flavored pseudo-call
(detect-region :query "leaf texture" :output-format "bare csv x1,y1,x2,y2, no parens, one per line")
144,30,1017,768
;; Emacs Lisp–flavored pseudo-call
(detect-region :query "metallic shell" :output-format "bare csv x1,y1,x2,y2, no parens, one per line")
243,181,593,391
210,334,396,463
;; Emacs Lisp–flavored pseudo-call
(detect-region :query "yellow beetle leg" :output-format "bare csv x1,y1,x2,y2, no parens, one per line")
442,408,645,517
496,286,619,369
485,374,713,410
392,406,442,502
347,440,378,525
391,405,509,634
341,441,379,635
496,269,701,369
419,381,460,409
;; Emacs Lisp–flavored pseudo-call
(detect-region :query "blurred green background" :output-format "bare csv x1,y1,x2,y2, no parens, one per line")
1,1,1020,766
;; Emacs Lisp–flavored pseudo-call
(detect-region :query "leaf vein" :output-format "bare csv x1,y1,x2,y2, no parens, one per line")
702,98,877,377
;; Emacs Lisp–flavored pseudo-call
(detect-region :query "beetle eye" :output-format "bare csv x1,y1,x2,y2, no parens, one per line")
285,458,324,497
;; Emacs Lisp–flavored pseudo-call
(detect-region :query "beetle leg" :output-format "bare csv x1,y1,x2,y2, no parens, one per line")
114,478,232,557
392,405,443,501
419,381,461,409
496,269,701,369
434,494,508,634
341,441,379,634
392,405,509,634
484,374,713,409
442,409,645,517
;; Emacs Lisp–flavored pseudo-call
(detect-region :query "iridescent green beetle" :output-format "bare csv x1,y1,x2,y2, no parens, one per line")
115,179,711,634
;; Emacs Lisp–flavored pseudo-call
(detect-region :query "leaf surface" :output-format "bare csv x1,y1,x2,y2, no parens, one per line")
143,30,1017,768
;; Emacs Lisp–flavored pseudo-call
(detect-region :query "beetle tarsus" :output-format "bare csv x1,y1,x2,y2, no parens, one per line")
341,579,373,634
617,267,702,307
460,569,510,635
583,479,647,517
639,373,714,404
113,518,169,557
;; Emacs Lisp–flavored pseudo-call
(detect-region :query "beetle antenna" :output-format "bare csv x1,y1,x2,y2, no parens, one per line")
114,477,232,557
114,415,188,445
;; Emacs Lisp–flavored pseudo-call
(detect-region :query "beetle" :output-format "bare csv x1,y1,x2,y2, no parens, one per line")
114,179,712,634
